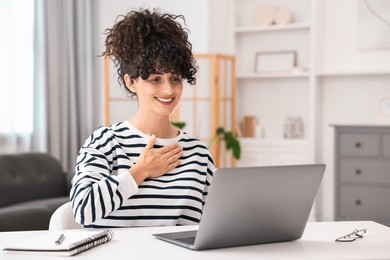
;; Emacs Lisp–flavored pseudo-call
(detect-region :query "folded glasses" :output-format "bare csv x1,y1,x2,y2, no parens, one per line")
335,229,367,242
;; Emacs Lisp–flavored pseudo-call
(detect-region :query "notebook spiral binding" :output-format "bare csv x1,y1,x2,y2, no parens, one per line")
69,230,114,255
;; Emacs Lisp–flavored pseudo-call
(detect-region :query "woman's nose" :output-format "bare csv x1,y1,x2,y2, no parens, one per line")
160,81,174,94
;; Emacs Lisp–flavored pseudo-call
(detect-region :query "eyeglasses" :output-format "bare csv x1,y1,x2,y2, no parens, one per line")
335,229,367,242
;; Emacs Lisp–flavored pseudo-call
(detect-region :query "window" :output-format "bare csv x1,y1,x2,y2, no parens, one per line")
0,0,34,134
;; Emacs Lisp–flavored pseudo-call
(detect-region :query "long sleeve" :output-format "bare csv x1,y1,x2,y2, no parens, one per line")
70,148,138,225
69,126,139,225
201,153,215,206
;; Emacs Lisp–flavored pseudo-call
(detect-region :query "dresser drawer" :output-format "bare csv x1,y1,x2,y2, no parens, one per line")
383,134,390,158
339,159,390,185
339,133,379,157
339,185,390,220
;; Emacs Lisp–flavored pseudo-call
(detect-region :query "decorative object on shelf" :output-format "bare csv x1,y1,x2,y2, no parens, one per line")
292,116,304,139
283,116,294,139
256,4,277,25
256,4,294,26
375,94,390,124
254,50,298,73
255,120,265,139
274,8,294,25
243,115,256,137
284,116,304,139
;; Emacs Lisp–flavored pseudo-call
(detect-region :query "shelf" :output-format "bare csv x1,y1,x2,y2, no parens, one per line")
317,70,390,77
233,0,314,166
234,23,311,33
239,138,310,146
237,70,390,80
237,72,310,79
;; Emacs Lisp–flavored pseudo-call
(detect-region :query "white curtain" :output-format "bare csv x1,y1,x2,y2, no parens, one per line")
0,0,35,154
1,0,101,171
33,0,101,172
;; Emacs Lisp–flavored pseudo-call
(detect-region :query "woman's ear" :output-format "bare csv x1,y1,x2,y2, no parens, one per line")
124,74,136,93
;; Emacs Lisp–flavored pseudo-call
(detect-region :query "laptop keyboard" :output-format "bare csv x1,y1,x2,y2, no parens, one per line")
175,236,195,245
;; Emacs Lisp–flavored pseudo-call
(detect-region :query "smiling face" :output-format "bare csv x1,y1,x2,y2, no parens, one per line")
125,72,183,118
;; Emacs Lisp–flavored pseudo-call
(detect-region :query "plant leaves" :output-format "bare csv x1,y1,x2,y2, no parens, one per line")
208,126,241,160
223,131,241,160
216,127,224,136
170,121,186,130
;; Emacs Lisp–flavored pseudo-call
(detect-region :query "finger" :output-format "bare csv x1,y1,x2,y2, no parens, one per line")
174,150,183,159
167,150,183,164
169,149,183,160
145,134,156,150
161,147,182,160
158,143,181,154
171,146,184,157
167,160,181,171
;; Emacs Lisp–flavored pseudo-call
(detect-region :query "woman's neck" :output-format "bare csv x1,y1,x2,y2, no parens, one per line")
129,113,179,139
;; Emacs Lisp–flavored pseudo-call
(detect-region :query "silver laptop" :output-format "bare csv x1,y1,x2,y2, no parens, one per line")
153,164,325,250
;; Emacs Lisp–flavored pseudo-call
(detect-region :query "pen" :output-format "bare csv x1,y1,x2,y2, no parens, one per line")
55,234,65,245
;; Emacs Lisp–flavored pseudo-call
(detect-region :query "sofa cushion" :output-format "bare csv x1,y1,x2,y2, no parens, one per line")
0,196,70,231
13,197,71,212
0,153,67,207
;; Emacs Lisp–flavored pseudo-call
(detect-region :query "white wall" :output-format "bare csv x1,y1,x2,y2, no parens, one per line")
95,0,209,53
319,0,390,72
317,0,390,221
208,0,233,54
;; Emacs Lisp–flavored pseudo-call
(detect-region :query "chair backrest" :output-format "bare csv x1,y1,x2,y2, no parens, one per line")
49,202,83,230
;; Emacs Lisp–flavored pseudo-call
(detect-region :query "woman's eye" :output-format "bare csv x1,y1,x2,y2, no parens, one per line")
171,77,182,83
150,77,161,83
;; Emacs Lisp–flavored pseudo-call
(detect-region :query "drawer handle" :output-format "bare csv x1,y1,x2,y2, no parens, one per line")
355,169,361,175
355,200,362,206
355,142,361,148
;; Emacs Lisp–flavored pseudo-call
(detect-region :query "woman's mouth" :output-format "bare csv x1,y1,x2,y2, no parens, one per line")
155,97,175,104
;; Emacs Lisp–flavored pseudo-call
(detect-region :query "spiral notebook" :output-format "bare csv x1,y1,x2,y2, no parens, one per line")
3,229,113,256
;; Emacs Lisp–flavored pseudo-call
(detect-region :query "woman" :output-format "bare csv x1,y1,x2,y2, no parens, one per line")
69,9,215,228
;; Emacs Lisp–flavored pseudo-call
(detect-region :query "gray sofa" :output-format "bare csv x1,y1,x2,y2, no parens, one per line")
0,153,72,231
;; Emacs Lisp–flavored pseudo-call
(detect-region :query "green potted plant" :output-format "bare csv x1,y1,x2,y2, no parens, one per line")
171,121,241,161
209,127,241,160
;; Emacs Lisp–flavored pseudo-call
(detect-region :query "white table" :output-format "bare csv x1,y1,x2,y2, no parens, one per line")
0,221,389,259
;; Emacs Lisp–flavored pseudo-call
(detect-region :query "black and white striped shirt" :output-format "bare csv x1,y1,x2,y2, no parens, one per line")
70,121,215,228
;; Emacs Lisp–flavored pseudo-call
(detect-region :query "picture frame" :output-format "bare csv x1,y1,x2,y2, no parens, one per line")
254,50,297,73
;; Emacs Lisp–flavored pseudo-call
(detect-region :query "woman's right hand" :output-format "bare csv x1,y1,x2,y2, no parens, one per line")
129,135,183,185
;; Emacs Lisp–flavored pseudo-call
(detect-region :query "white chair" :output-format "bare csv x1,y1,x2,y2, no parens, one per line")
49,202,83,230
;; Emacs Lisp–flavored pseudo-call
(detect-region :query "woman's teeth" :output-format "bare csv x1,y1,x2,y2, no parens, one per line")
156,97,173,103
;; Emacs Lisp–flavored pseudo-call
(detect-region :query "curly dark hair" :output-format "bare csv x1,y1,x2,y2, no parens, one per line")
102,9,197,95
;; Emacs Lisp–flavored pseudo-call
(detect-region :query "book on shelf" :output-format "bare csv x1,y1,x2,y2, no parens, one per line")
2,229,114,256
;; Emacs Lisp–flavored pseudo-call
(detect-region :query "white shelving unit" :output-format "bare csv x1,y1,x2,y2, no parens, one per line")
232,0,316,166
231,0,390,221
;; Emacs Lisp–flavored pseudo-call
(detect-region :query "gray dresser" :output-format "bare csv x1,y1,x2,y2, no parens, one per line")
334,125,390,226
